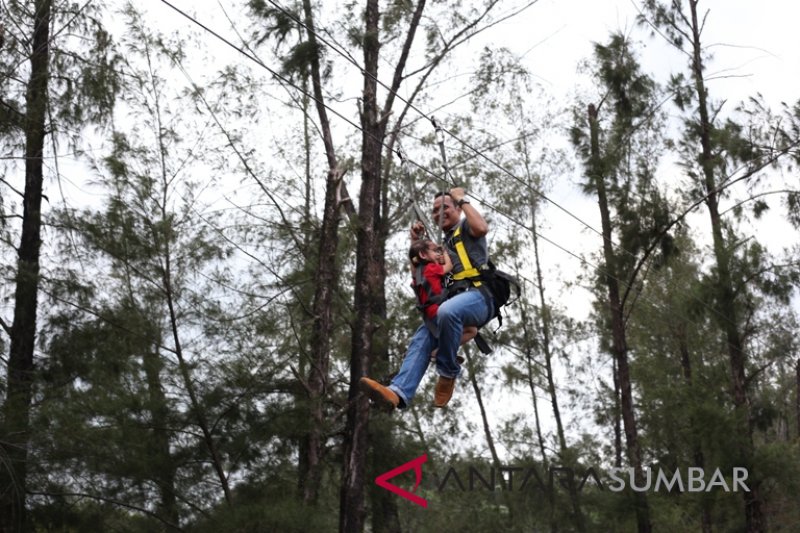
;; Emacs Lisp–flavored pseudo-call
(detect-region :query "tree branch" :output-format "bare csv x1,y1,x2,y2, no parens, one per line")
621,137,800,310
0,315,11,336
28,490,183,530
381,0,426,121
720,189,800,216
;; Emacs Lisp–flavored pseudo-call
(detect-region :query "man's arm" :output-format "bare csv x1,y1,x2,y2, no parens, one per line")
449,187,488,238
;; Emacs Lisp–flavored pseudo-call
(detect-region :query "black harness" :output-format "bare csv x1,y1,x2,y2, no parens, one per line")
413,262,447,314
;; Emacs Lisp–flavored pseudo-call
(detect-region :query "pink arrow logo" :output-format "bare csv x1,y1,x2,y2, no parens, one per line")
375,454,428,508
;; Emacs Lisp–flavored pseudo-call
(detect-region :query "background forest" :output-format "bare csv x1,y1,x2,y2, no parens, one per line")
1,0,799,532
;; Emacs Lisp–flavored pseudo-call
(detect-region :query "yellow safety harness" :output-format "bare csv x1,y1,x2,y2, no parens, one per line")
449,225,482,287
444,224,495,354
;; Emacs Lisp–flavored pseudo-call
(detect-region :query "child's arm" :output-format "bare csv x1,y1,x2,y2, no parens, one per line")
440,246,453,274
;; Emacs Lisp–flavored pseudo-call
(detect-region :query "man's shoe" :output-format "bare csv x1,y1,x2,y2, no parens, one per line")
359,377,400,409
433,376,456,408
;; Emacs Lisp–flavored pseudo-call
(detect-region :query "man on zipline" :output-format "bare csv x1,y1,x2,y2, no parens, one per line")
360,187,494,408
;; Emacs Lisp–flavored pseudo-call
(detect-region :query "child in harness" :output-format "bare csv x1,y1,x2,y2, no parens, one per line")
408,238,477,363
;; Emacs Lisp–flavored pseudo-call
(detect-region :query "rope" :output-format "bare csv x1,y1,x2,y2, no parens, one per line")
396,140,434,240
431,116,452,245
158,0,774,369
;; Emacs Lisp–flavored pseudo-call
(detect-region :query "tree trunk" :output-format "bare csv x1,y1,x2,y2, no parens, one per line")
524,342,548,464
613,357,622,468
465,346,514,529
163,246,232,506
339,2,384,531
588,103,652,533
685,2,765,530
151,66,231,504
299,0,343,506
530,210,586,533
338,0,426,528
368,79,403,533
143,347,180,527
367,424,401,533
300,172,340,506
796,359,800,439
677,328,712,533
0,2,51,530
465,347,503,473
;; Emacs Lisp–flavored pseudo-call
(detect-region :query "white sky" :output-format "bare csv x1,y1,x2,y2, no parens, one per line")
512,0,800,102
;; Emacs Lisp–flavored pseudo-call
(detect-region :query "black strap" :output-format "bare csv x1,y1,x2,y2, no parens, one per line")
473,332,493,354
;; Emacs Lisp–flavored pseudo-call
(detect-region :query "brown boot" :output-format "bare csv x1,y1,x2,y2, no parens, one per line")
359,377,400,409
433,376,456,408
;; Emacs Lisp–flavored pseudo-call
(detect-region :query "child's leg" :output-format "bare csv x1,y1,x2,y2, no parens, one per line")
460,326,478,346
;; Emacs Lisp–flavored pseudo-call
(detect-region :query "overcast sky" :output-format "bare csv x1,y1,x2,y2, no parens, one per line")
510,0,800,104
108,0,800,325
141,0,799,320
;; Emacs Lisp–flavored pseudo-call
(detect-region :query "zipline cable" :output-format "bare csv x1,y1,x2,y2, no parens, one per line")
262,0,610,241
396,139,434,240
145,4,633,302
160,0,774,364
431,116,451,245
261,0,790,339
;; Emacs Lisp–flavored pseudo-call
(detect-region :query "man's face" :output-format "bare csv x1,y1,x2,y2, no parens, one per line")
432,195,460,231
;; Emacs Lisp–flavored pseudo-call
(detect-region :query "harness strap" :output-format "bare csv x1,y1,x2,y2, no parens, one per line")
449,226,481,287
414,263,445,311
473,332,493,354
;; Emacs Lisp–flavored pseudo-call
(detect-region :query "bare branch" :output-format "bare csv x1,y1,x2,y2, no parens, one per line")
720,189,800,216
381,0,426,120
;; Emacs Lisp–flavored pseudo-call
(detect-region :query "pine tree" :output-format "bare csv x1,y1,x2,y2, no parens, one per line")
571,33,674,533
247,0,357,510
0,1,118,529
29,8,285,526
638,2,800,529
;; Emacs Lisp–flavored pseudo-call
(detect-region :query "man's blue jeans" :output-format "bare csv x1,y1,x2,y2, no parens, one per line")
389,289,492,407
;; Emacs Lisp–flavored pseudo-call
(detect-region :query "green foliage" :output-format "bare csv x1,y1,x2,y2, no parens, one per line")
593,34,656,123
30,494,165,533
188,479,336,533
470,46,530,108
786,191,800,229
248,2,324,80
282,39,324,76
23,4,316,527
0,0,121,151
249,2,301,45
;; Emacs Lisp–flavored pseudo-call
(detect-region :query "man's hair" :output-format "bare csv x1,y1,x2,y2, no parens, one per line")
409,238,435,264
433,191,457,209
